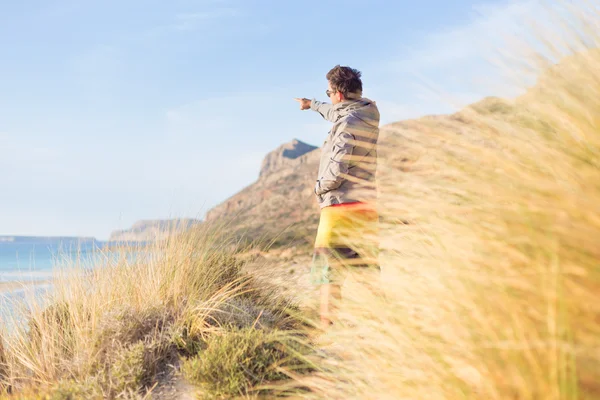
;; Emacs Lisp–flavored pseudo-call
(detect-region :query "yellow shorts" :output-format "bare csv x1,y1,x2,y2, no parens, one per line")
311,202,380,285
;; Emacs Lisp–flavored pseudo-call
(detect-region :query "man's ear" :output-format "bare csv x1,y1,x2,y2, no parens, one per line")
337,91,344,102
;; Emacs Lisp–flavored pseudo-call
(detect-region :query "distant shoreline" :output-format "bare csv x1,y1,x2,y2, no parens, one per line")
0,279,52,294
0,236,98,243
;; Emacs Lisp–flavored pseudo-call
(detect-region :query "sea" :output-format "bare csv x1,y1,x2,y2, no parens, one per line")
0,238,102,285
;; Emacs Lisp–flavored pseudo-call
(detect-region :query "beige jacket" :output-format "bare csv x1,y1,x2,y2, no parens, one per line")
310,97,380,208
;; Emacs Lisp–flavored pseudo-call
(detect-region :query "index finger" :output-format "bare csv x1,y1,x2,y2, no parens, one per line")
293,98,305,102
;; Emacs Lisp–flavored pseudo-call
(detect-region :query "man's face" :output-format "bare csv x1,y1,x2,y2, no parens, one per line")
327,82,343,105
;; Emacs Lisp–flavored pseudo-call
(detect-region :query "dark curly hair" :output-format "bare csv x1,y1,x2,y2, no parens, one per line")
326,65,363,98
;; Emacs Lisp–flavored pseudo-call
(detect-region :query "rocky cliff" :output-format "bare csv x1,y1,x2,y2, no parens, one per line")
204,138,321,248
259,139,318,178
206,139,319,220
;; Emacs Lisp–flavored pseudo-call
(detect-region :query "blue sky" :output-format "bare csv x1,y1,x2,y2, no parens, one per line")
1,0,540,239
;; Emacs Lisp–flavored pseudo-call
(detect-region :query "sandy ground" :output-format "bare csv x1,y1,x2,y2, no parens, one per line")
238,246,319,309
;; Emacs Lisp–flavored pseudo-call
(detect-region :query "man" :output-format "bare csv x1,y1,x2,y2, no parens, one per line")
294,65,380,328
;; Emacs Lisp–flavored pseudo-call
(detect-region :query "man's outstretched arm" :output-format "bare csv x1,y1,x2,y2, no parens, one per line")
294,98,338,122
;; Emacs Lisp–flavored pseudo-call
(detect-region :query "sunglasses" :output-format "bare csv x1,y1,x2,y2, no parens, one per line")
325,89,337,97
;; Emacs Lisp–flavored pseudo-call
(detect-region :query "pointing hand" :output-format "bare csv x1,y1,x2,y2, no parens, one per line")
294,98,311,110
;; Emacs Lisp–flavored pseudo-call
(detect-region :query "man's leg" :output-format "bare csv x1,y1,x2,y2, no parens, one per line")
317,248,350,328
320,283,342,328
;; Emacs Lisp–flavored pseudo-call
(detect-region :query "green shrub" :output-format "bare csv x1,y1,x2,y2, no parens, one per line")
44,376,103,400
182,327,311,398
89,307,178,397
